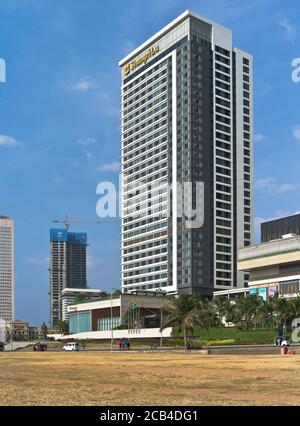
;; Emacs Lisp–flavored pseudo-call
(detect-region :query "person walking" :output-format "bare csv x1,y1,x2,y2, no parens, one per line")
121,338,129,350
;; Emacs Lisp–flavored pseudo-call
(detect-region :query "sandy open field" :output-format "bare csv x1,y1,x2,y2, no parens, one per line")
0,352,299,406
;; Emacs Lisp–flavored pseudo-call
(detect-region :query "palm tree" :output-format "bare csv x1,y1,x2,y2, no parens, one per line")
231,295,260,329
256,294,300,332
160,294,209,346
211,297,230,327
258,292,280,329
195,295,216,327
257,300,271,328
276,297,290,331
288,296,300,326
225,300,242,326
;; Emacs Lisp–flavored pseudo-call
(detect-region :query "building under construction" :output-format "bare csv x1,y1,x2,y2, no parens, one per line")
50,228,87,326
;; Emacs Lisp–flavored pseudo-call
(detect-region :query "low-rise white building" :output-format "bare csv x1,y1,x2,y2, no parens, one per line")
66,291,166,335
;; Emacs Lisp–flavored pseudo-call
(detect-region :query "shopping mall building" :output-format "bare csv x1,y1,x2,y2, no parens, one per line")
214,215,300,301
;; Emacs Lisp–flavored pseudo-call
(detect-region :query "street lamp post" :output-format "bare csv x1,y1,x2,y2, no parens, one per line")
160,307,163,348
10,320,14,352
48,268,52,327
111,288,114,352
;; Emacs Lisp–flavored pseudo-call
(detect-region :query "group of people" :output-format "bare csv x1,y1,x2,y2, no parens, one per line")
274,336,290,347
117,338,131,351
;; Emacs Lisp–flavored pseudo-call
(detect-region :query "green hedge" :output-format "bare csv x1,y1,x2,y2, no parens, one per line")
171,327,277,345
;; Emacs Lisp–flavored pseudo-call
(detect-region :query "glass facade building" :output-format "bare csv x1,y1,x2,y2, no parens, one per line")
69,311,91,334
97,316,121,331
50,229,87,326
119,11,253,296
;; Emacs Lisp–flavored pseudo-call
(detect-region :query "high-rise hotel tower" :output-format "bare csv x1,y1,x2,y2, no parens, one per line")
119,10,253,296
0,216,14,322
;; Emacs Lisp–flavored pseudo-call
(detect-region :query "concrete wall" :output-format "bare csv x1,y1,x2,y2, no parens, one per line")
48,327,172,341
238,252,300,271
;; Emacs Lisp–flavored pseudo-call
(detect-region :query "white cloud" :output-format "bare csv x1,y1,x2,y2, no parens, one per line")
278,19,296,41
97,161,120,172
293,125,300,142
68,76,114,116
0,134,22,147
70,76,100,92
254,133,266,142
256,177,300,193
68,78,117,116
255,177,276,190
77,137,97,146
278,183,300,193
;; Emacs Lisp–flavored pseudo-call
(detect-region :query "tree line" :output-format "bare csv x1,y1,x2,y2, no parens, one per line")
160,293,300,346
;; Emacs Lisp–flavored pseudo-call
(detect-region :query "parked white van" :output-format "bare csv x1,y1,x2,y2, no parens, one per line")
63,342,80,351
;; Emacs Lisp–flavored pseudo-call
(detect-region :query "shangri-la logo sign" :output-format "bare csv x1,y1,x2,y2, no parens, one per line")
123,45,160,76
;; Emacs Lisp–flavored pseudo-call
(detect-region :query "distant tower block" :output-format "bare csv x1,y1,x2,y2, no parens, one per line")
0,216,14,322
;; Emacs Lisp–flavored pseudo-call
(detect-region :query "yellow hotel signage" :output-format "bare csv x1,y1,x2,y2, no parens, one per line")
123,45,160,76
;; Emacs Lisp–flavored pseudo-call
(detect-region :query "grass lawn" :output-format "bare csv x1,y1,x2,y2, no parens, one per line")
0,352,300,405
172,327,277,345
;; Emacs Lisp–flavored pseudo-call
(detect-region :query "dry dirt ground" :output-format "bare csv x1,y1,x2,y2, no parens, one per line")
0,352,299,406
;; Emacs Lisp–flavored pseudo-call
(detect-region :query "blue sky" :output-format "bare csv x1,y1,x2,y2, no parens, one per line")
0,0,299,324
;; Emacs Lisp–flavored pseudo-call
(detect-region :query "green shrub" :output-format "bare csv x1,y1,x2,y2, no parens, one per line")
171,327,275,345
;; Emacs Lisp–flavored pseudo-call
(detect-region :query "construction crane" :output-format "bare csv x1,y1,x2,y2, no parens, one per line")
52,215,117,230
